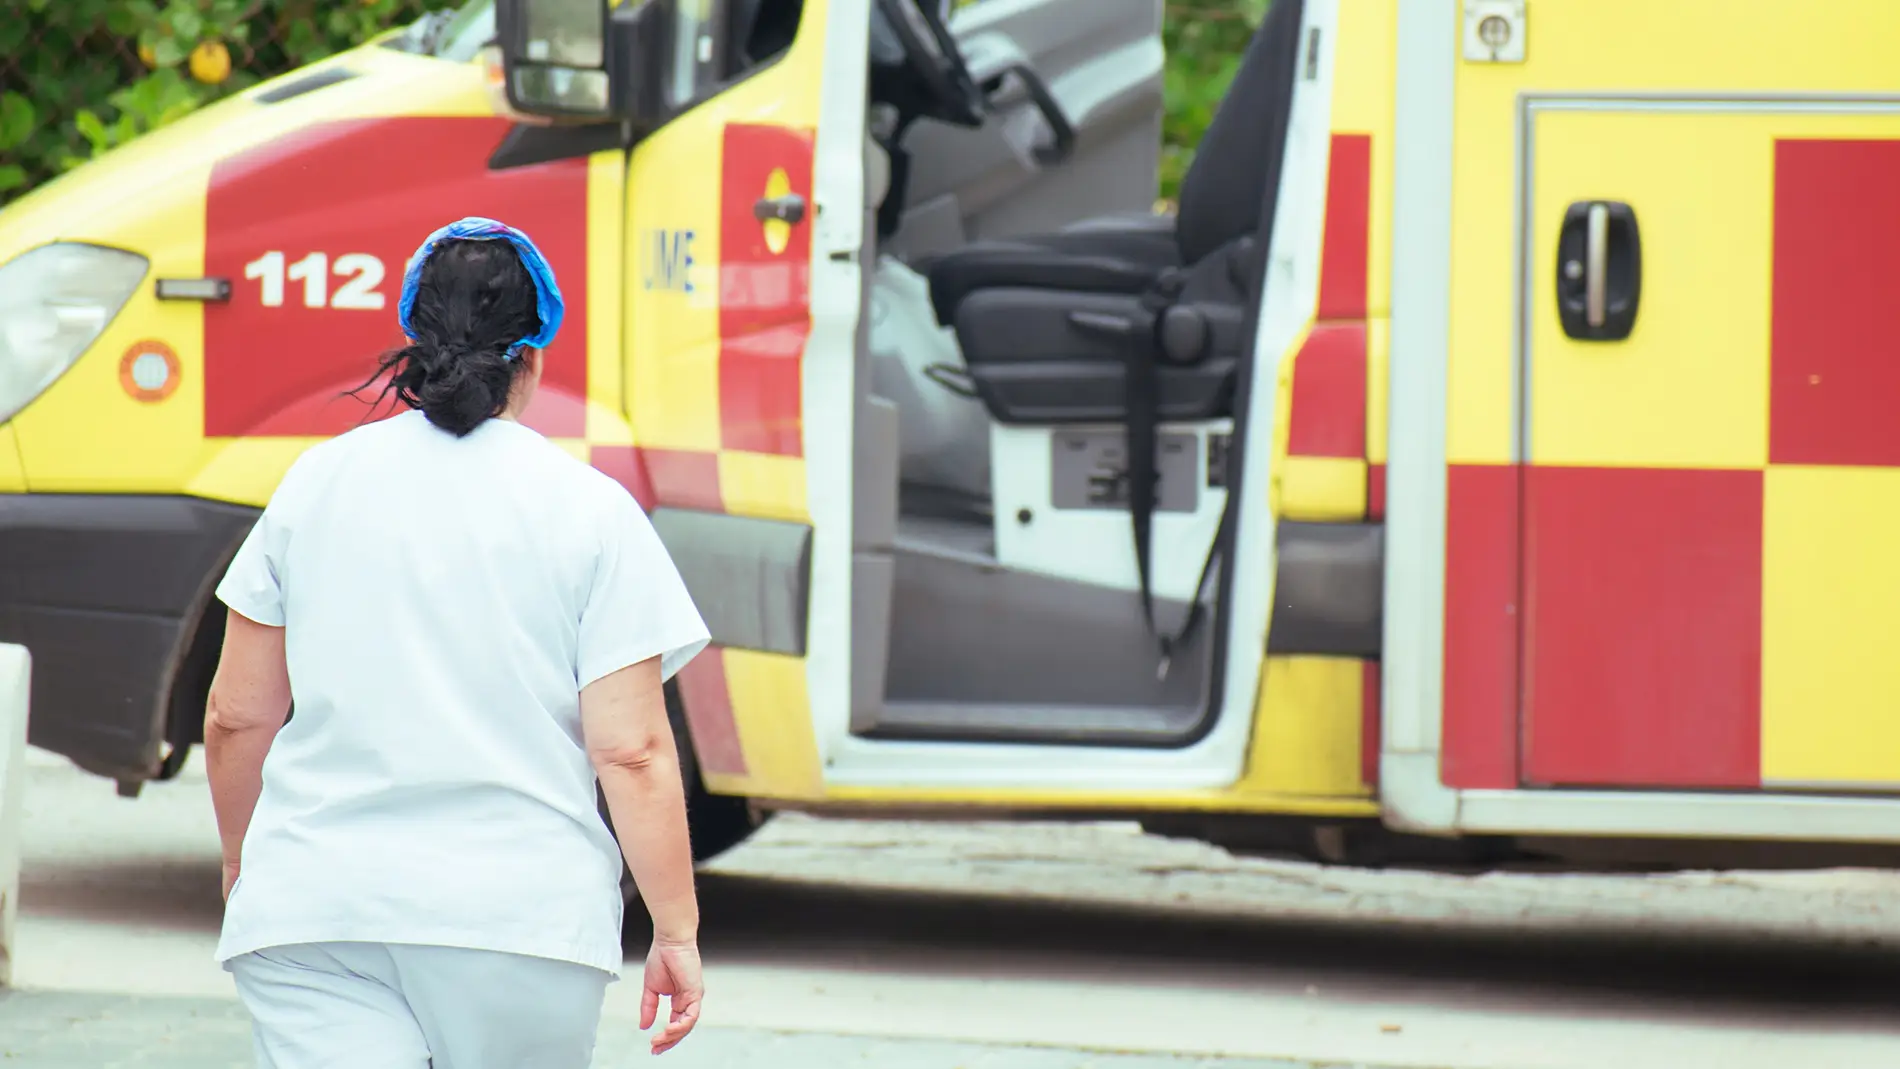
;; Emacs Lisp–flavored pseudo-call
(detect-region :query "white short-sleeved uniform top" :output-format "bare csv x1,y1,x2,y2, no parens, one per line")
213,409,709,977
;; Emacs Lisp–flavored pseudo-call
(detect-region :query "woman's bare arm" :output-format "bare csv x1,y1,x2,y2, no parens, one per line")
582,657,703,1052
582,657,698,940
204,609,293,897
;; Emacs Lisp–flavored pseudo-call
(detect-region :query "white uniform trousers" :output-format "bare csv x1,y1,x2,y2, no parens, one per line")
229,941,612,1069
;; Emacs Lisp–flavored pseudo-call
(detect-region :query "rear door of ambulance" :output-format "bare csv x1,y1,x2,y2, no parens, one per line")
1441,2,1900,797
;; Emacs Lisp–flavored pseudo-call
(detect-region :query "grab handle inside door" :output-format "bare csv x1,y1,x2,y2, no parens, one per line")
1556,200,1641,341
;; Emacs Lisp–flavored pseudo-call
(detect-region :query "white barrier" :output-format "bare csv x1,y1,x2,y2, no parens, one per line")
0,644,29,989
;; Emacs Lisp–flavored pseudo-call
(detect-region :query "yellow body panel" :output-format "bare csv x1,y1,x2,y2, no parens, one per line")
1277,457,1367,522
1521,113,1900,470
0,50,511,501
1244,656,1374,799
0,427,25,493
10,176,209,492
1762,466,1900,787
811,786,1375,817
1449,0,1900,466
1364,317,1389,467
585,154,633,446
709,649,826,800
716,452,807,523
1453,0,1900,795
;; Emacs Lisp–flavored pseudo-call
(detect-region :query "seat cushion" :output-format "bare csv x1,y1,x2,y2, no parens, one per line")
952,288,1237,425
925,218,1181,325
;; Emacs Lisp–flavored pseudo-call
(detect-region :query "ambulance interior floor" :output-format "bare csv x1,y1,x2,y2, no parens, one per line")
874,504,1211,744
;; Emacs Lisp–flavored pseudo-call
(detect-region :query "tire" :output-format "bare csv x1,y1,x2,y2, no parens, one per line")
608,683,764,947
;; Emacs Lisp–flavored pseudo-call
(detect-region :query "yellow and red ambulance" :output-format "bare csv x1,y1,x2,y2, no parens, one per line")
5,0,1900,871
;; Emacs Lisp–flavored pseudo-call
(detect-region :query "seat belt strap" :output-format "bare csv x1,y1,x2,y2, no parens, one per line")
1159,486,1233,680
1126,270,1187,679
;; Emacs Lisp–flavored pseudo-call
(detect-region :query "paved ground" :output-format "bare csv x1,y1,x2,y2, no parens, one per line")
0,990,1332,1069
12,750,1900,1068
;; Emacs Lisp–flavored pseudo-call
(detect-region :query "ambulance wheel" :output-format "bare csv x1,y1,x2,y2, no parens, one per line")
612,682,763,946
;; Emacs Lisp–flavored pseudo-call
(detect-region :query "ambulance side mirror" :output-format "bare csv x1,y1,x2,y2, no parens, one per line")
496,0,664,125
496,0,612,117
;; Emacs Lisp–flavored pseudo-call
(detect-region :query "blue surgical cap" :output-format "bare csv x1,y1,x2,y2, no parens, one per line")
398,216,564,359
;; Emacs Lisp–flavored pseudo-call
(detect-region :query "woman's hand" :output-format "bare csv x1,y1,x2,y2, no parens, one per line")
641,936,704,1055
221,857,241,901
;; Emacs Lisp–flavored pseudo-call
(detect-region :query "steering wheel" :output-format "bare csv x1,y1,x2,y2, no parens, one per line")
874,0,988,128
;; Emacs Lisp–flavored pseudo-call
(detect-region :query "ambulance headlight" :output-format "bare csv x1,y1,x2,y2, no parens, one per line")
0,243,148,423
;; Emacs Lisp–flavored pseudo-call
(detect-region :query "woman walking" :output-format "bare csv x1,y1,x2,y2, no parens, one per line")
203,217,709,1067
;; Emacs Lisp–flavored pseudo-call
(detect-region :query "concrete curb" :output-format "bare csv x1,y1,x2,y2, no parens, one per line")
0,644,30,989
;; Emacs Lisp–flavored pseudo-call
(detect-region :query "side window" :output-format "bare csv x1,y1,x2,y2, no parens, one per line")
667,0,721,105
732,0,803,69
665,0,805,108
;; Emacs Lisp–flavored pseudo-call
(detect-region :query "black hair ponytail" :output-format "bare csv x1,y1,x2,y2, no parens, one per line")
353,238,542,437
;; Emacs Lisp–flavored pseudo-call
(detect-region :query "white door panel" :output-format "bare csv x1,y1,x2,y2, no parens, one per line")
887,0,1165,261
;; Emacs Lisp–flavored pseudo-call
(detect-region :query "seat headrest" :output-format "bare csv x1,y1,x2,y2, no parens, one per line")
1173,0,1306,267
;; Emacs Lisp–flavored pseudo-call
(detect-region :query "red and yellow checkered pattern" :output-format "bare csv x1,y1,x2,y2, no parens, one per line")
589,121,814,522
1446,131,1900,792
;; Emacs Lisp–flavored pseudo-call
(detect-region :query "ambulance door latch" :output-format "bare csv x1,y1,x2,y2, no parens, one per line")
1556,200,1640,342
754,193,808,226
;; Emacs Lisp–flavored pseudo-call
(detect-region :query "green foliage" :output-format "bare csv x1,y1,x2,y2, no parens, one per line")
1160,0,1270,202
0,0,457,204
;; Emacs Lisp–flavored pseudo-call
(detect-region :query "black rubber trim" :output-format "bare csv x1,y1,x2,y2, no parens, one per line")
488,122,627,171
1265,522,1384,657
255,68,356,104
649,508,812,656
0,495,259,782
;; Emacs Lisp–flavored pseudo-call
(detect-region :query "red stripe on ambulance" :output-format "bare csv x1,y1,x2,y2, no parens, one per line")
1286,323,1367,459
203,117,589,439
1519,467,1763,788
717,123,813,458
1441,463,1520,789
1287,135,1372,464
1316,134,1370,323
1769,138,1900,467
673,647,748,778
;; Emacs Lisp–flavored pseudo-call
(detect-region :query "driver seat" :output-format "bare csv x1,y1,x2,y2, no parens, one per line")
924,0,1304,425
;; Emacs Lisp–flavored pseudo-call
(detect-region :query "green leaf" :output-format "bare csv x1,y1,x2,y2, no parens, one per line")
152,35,187,66
0,93,36,152
170,6,204,42
0,165,28,193
72,109,111,154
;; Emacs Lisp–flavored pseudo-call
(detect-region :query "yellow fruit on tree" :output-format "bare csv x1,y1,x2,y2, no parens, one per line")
137,42,157,68
189,40,231,85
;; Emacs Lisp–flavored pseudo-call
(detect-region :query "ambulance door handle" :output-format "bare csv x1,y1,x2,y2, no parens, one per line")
754,193,807,226
1556,200,1641,342
1585,203,1609,328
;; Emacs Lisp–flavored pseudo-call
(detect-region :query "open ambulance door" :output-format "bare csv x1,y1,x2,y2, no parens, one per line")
495,0,876,805
826,0,1342,797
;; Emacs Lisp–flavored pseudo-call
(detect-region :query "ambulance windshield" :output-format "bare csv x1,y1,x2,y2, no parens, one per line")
433,0,498,62
383,0,496,62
